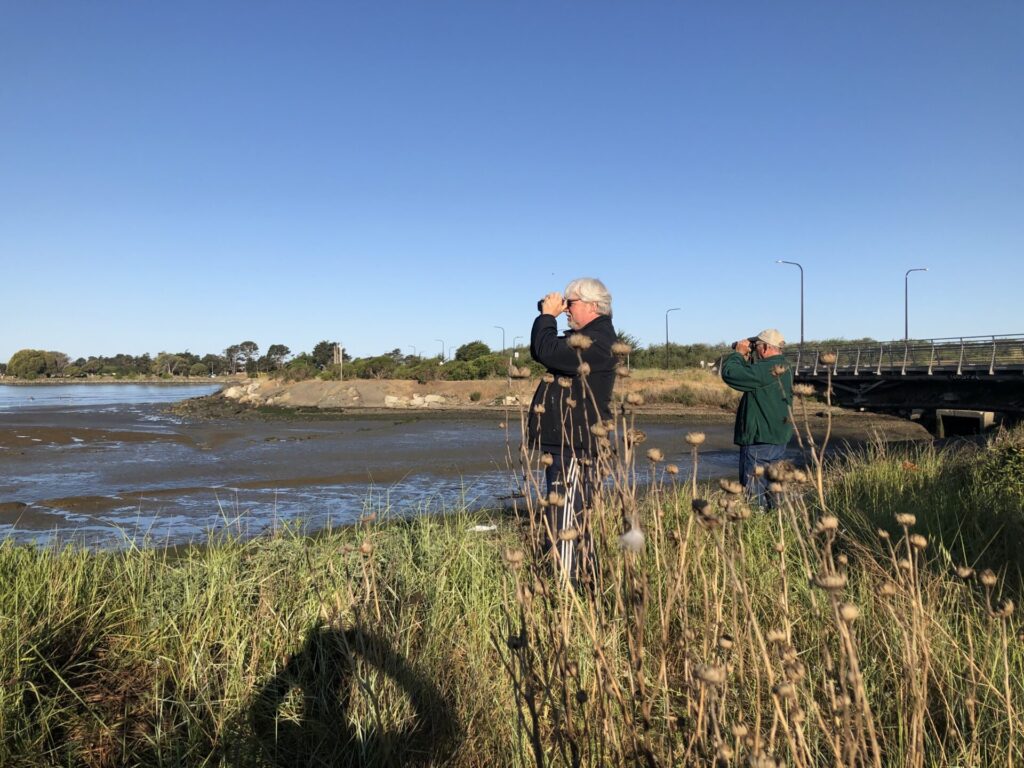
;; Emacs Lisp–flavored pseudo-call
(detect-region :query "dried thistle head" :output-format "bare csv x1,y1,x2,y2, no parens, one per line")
719,478,744,495
626,392,645,405
359,540,374,556
814,515,840,534
557,376,572,389
791,469,808,483
994,598,1015,619
665,464,679,475
611,341,632,357
838,603,860,623
565,397,577,408
510,366,531,379
504,548,525,568
724,499,751,520
558,528,580,542
718,633,734,650
541,373,555,384
819,352,837,365
793,383,815,397
578,361,591,376
591,423,609,438
766,629,786,644
532,403,546,414
547,492,565,507
768,481,785,494
615,364,631,378
979,569,998,588
813,572,848,592
876,528,890,541
626,428,647,444
880,581,898,597
694,664,727,686
646,447,664,462
898,558,913,572
540,453,554,467
685,431,706,446
771,364,788,378
754,465,766,477
955,566,975,580
909,533,928,550
567,334,593,350
895,513,916,527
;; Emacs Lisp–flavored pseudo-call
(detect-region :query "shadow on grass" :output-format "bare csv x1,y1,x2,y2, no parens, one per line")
250,624,458,767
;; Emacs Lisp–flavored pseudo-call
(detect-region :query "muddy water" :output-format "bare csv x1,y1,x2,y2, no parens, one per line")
1,393,746,548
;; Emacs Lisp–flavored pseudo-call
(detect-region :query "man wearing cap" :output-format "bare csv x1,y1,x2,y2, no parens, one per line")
721,329,793,508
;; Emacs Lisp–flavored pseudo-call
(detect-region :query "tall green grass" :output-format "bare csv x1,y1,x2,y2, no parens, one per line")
1,420,1022,765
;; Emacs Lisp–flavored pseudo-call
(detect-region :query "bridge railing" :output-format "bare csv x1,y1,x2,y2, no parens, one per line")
785,334,1024,376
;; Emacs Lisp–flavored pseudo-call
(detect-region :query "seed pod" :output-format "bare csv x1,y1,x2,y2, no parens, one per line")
718,633,734,650
666,464,679,475
895,513,917,527
626,428,647,444
909,534,928,550
591,423,608,437
567,334,593,350
880,581,898,597
626,392,644,405
774,681,796,700
646,447,664,462
813,572,848,592
877,528,890,541
719,478,744,495
793,383,815,397
694,664,727,686
504,548,525,567
819,352,837,365
547,492,565,507
815,515,840,533
578,362,591,376
838,603,860,623
557,376,572,389
766,629,786,643
685,431,706,446
771,364,788,377
565,398,577,408
898,558,913,572
768,481,785,494
359,540,374,556
615,365,631,377
533,404,546,414
558,528,580,542
542,373,555,384
540,453,554,467
611,341,633,356
995,599,1015,618
955,566,975,580
979,569,998,587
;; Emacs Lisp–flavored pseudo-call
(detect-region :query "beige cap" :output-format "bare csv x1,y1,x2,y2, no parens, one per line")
755,328,785,348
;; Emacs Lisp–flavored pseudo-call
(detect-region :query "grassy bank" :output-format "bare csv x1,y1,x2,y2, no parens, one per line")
2,422,1022,765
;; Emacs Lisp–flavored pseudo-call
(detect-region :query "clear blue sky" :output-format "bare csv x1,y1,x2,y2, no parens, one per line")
2,2,1021,362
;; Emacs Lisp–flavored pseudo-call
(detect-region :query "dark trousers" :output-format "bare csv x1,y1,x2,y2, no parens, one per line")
738,442,787,509
543,448,596,589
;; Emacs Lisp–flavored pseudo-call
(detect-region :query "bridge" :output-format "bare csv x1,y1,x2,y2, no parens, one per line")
782,334,1024,436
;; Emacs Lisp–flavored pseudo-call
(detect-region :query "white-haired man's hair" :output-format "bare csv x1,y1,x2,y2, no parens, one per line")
565,277,612,317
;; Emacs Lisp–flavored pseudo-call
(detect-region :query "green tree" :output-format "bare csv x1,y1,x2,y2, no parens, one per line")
7,349,64,379
311,340,341,370
266,344,290,370
189,363,209,377
455,341,491,361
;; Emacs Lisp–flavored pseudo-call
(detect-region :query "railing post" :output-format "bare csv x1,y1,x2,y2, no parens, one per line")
901,342,909,376
990,335,997,375
928,341,935,375
813,351,820,376
957,338,964,376
854,348,861,376
876,344,883,375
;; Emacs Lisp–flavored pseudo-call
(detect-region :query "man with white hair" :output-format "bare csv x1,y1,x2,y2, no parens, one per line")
529,277,617,588
721,328,793,509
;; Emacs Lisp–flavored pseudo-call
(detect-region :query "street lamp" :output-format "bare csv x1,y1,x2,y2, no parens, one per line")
665,307,681,348
434,338,445,361
493,325,505,355
512,335,523,361
775,260,804,347
904,268,928,341
406,345,417,358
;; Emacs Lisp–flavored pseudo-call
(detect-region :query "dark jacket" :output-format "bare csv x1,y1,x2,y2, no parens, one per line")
529,313,617,453
721,351,793,446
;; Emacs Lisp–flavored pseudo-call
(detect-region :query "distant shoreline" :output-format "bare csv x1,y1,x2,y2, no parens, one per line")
0,376,243,386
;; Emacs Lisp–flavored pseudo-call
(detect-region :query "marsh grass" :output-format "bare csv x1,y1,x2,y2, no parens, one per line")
1,380,1023,765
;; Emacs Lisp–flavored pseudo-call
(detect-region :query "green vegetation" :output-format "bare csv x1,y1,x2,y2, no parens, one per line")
2,393,1022,765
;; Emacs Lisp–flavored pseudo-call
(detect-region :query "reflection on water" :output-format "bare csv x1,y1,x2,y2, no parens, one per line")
0,383,222,410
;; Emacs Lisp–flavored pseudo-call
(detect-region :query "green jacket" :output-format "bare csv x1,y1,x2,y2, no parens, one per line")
721,352,793,446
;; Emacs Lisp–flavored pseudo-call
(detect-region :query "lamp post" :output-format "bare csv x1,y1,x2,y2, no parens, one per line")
904,268,928,341
775,260,804,347
665,307,680,367
512,335,523,362
493,325,505,355
434,338,445,361
406,345,417,359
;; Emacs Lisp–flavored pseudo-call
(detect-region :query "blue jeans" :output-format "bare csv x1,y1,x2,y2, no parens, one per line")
544,449,596,590
739,443,787,509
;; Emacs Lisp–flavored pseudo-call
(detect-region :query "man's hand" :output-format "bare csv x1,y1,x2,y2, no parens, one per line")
734,339,752,356
541,292,565,316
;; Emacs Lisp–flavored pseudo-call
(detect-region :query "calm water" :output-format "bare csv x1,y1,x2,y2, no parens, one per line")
0,383,222,409
0,384,743,548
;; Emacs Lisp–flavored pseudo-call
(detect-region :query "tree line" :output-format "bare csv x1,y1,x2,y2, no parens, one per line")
3,334,876,382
